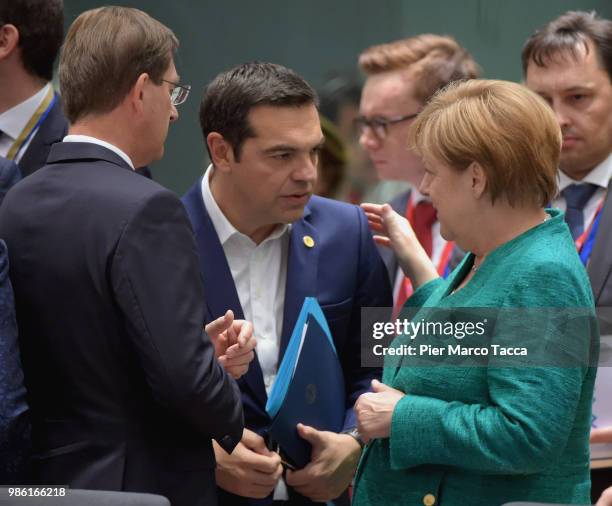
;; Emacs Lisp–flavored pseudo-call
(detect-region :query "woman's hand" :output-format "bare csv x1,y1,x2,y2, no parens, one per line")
355,379,406,443
361,203,438,289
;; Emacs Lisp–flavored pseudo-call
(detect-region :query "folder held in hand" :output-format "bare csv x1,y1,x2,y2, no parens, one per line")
265,297,345,469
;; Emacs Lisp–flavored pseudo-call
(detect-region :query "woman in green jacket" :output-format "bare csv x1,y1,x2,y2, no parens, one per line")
356,79,598,506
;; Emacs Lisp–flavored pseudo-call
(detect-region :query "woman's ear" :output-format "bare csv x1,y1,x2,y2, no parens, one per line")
469,161,487,199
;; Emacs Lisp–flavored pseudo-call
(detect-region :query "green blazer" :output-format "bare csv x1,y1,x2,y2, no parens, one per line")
353,210,598,506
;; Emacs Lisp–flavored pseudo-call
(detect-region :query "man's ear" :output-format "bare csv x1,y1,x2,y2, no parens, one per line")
0,24,19,61
207,132,235,172
126,73,149,115
469,161,487,199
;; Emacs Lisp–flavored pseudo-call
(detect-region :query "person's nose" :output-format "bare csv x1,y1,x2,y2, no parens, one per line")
359,126,382,152
293,155,318,184
552,101,571,130
169,103,179,123
418,175,431,196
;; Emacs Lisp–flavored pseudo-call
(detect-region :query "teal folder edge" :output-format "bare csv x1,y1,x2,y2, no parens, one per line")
266,297,336,419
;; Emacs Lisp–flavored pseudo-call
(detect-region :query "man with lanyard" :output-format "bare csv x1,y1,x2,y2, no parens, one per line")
357,34,480,316
0,0,66,178
523,11,612,504
0,0,153,181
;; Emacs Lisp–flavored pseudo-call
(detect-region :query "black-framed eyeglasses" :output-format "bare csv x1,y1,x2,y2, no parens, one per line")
354,113,419,140
162,79,191,106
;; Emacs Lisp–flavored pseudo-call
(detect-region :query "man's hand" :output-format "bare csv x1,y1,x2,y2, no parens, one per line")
355,379,405,443
205,310,256,378
214,428,283,499
285,423,361,502
591,427,612,444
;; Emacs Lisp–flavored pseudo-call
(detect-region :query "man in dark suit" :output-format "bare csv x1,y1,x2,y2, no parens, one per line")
0,1,154,180
0,7,252,506
182,63,392,505
357,35,479,312
523,10,612,504
0,0,67,177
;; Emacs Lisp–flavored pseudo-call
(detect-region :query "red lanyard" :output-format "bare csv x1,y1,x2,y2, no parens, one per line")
574,195,605,252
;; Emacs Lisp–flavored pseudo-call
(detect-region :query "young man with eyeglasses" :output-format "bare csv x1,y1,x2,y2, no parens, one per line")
357,35,479,313
0,7,254,506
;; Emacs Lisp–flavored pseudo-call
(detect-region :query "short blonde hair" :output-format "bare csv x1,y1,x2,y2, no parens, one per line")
408,79,560,207
358,34,480,103
60,6,178,123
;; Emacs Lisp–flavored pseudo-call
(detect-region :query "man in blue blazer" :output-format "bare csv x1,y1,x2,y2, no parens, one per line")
182,62,392,505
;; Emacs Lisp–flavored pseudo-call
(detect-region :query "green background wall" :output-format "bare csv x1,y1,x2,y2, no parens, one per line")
63,1,612,195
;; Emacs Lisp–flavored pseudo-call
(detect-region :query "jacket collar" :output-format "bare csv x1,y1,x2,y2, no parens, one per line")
46,141,133,172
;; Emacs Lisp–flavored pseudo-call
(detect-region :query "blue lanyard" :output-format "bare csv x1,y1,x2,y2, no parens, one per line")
579,210,602,266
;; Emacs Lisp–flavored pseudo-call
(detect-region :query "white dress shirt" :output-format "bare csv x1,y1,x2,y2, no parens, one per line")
552,153,612,228
63,135,135,170
393,188,448,301
0,83,51,162
201,164,289,394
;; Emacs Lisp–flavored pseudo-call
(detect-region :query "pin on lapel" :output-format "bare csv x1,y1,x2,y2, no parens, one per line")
303,235,315,248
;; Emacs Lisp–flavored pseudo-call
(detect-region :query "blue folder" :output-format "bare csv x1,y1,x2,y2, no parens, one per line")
266,297,345,469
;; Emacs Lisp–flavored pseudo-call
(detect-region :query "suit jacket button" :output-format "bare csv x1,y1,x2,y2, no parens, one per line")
423,493,436,506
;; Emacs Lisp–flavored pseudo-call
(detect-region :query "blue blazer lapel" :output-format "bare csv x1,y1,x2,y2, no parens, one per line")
182,181,268,406
278,207,320,362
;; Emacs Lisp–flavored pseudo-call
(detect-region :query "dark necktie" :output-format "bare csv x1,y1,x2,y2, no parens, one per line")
562,183,599,239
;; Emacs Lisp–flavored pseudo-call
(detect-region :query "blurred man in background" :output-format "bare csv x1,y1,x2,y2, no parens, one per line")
357,35,480,313
523,10,612,504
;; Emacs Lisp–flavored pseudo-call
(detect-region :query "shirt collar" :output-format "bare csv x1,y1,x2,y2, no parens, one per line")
0,83,51,141
557,152,612,192
201,164,289,246
62,134,135,170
